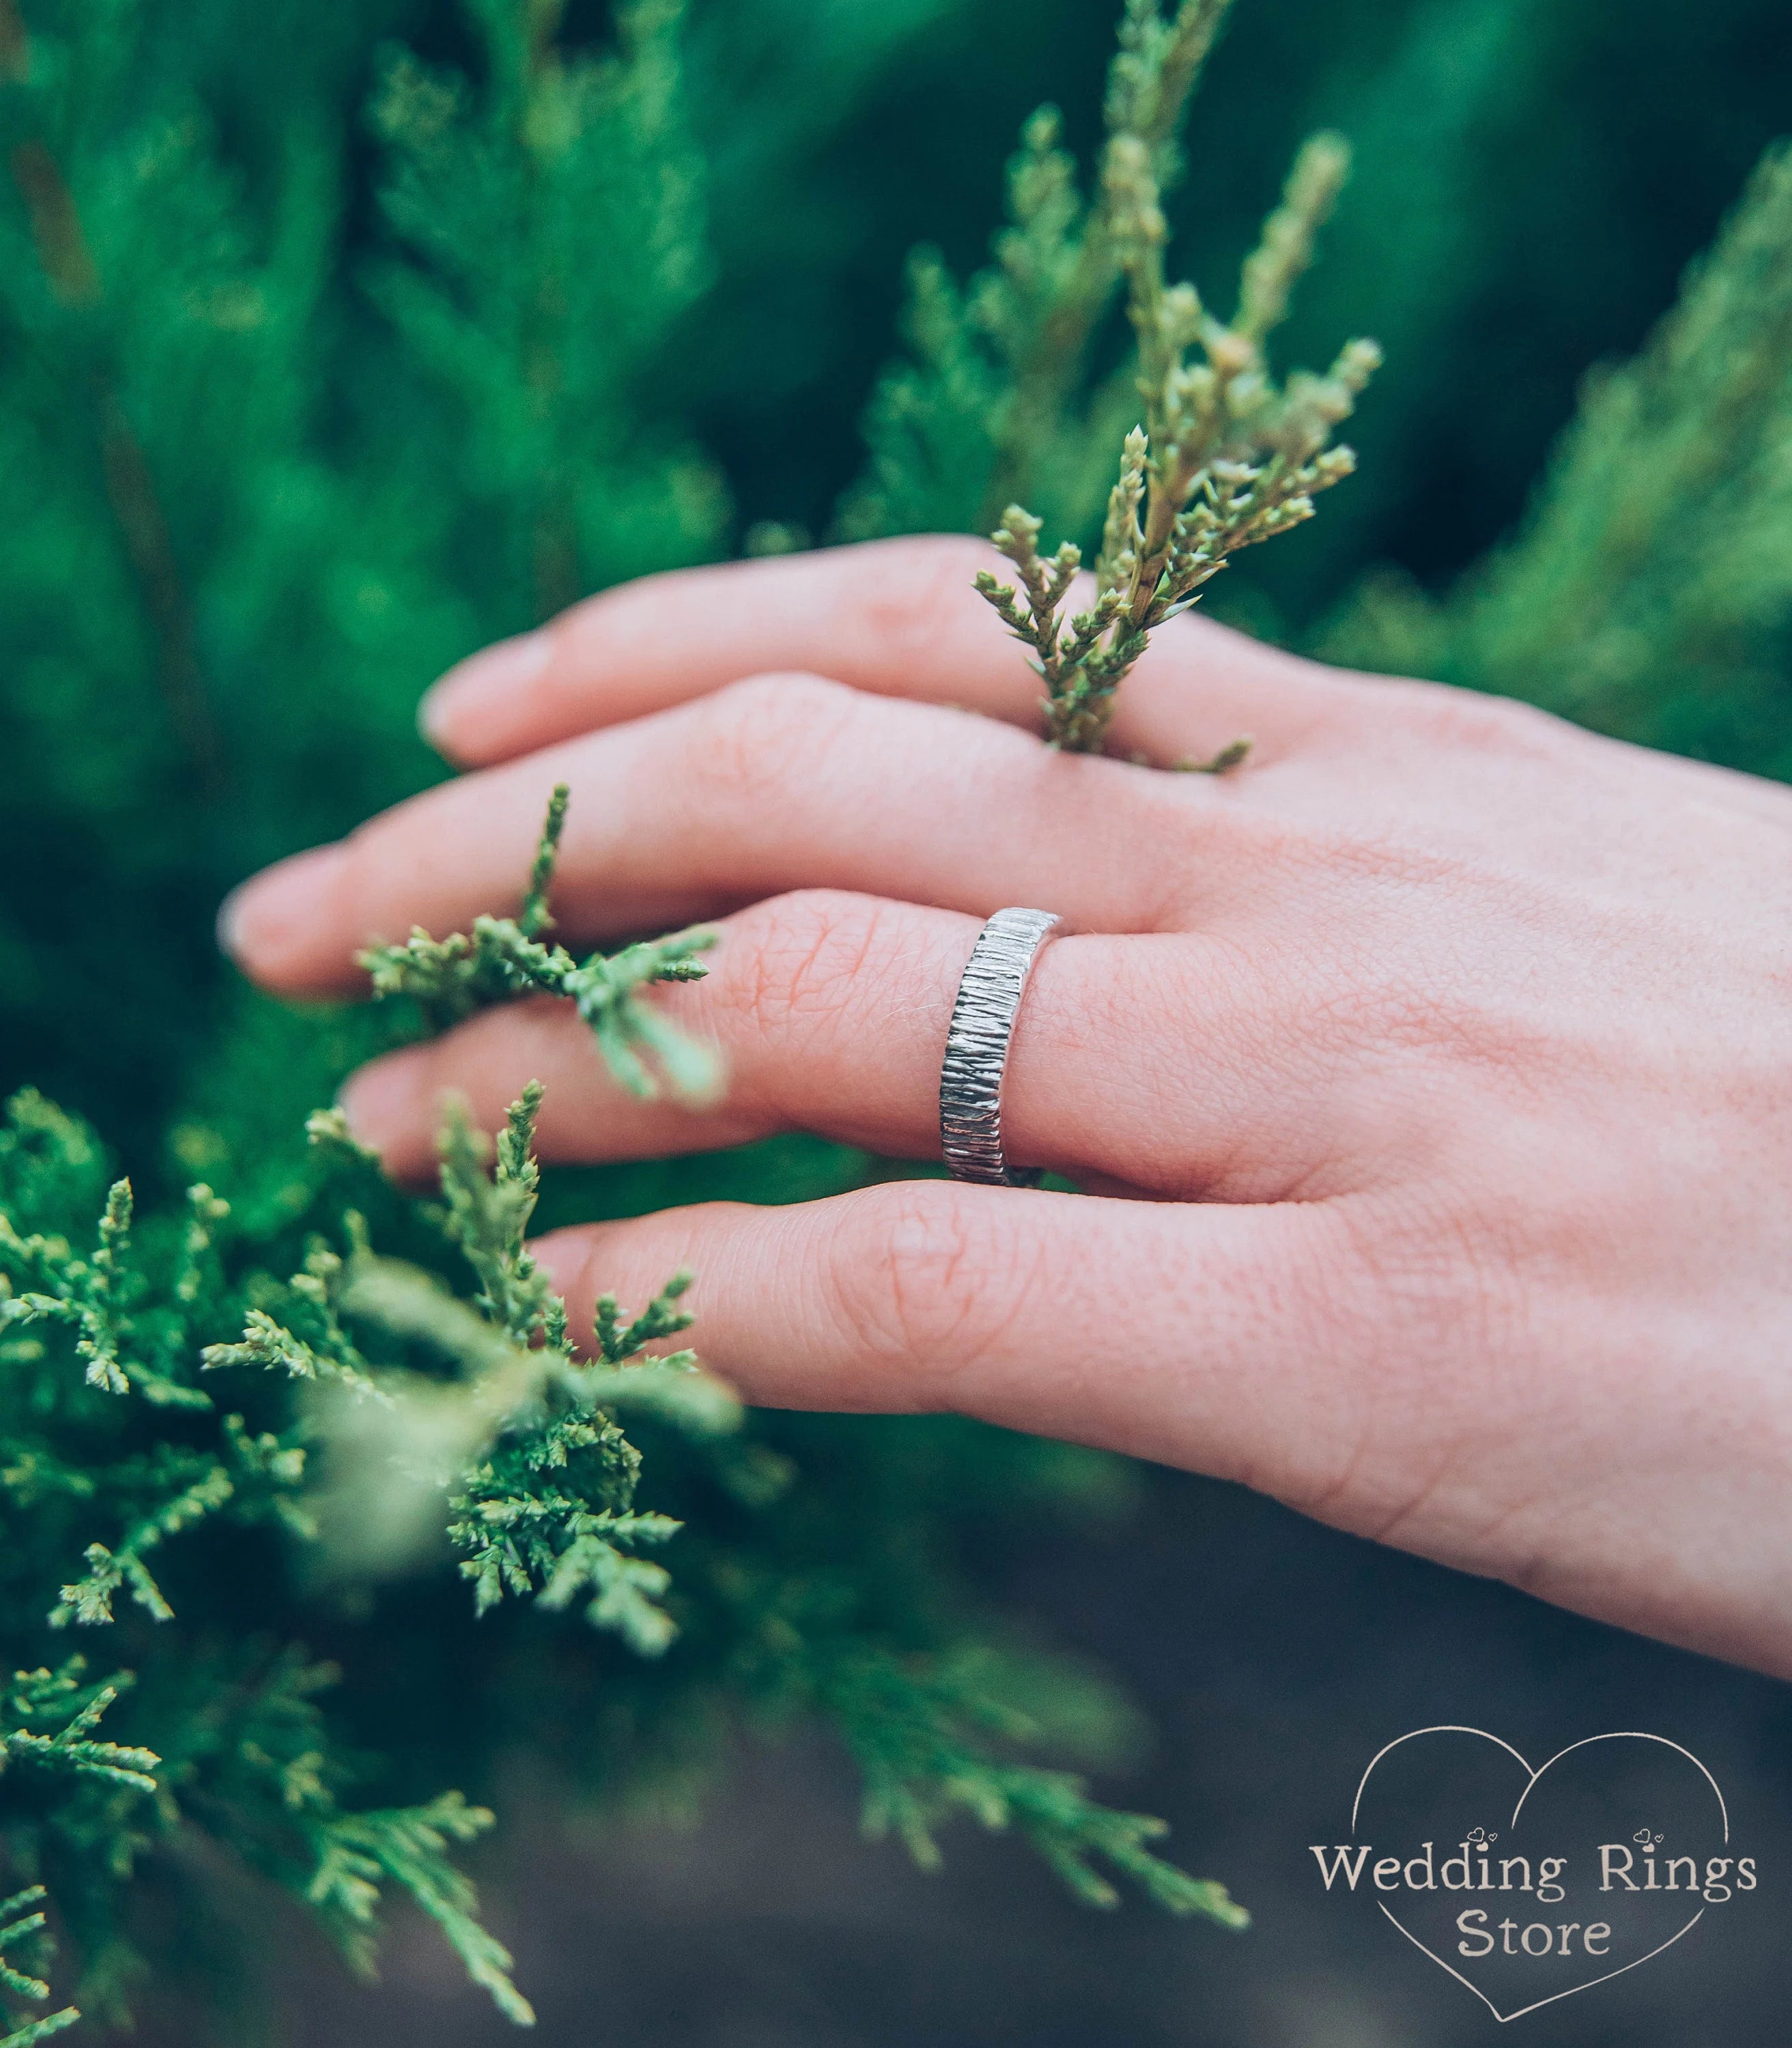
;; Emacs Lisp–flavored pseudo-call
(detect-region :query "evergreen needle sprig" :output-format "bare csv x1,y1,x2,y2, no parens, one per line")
977,122,1380,752
276,1087,737,1657
844,0,1249,543
0,1086,606,2031
823,1645,1248,1929
1,1182,136,1399
849,0,1379,748
50,1468,236,1628
2,1050,1241,2027
304,1794,531,2026
1,1663,160,1792
0,1886,78,2048
358,785,721,1101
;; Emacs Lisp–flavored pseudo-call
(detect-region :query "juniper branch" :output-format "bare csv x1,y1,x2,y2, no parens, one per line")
436,1089,565,1350
0,2017,79,2048
271,1092,735,1649
0,0,223,791
306,1793,532,2025
360,786,720,1101
977,123,1378,751
845,1,1249,541
821,1645,1247,1926
518,782,569,938
854,1,1380,749
982,0,1238,521
51,1466,236,1627
0,1883,76,2048
0,1665,160,1793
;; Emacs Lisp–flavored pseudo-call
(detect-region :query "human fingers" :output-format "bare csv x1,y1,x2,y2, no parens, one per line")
528,1177,1353,1508
220,672,1256,997
337,890,1347,1202
420,534,1361,769
531,1145,1792,1679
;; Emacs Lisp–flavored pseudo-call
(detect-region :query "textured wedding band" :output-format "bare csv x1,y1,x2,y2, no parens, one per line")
939,907,1062,1187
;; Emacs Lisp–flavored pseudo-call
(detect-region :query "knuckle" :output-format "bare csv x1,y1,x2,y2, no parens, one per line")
683,670,859,807
827,1187,1036,1393
1375,1190,1525,1354
1332,972,1489,1057
1412,680,1567,755
848,533,997,674
1111,789,1312,926
1221,805,1328,880
1307,966,1562,1120
1279,821,1482,911
715,889,892,1046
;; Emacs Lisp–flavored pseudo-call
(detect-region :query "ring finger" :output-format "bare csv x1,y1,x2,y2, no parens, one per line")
338,887,1365,1203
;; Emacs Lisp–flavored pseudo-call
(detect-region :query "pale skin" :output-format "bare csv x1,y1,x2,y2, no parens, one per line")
219,536,1792,1679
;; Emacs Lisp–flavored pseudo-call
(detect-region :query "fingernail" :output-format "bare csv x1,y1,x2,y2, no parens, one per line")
336,1057,420,1156
420,631,553,751
216,842,347,974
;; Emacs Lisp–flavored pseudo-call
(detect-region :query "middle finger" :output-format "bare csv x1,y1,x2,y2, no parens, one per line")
225,671,1261,995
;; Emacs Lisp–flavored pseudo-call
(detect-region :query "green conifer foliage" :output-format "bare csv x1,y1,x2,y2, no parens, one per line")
358,786,723,1103
367,0,728,623
0,0,730,1153
0,1883,79,2045
843,0,1376,748
1322,141,1792,779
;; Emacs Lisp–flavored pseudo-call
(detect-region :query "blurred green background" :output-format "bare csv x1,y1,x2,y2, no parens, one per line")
4,0,1791,2040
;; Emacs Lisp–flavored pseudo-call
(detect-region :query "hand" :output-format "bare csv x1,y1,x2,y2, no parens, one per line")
220,537,1792,1677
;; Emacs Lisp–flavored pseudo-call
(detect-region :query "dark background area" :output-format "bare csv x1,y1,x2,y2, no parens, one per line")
269,1475,1792,2045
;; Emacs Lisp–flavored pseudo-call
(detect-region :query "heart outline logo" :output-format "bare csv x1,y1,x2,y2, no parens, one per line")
1351,1726,1729,2023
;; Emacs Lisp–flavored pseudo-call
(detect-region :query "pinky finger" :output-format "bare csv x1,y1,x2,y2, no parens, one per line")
530,1179,1356,1503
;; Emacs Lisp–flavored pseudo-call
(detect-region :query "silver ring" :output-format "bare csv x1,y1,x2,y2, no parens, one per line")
939,908,1062,1186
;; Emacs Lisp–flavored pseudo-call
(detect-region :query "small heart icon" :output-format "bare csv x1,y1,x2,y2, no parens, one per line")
1322,1727,1739,2023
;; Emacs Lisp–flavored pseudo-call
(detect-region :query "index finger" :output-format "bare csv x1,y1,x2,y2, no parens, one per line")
421,534,1359,769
